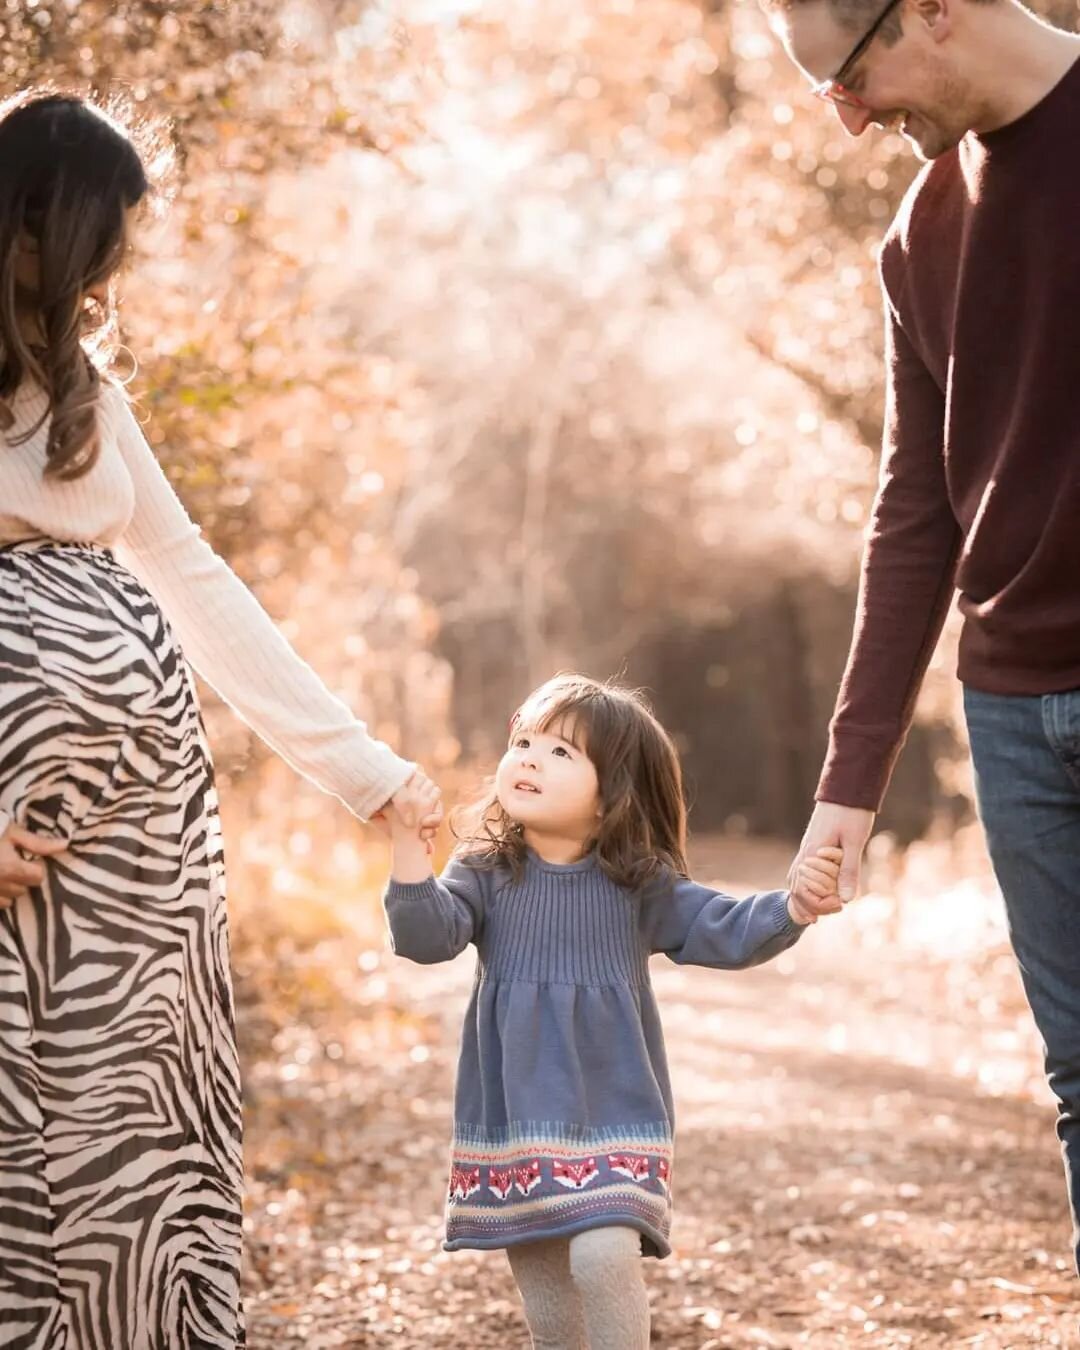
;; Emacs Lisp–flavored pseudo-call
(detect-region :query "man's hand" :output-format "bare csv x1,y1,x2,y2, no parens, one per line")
788,801,876,915
0,822,67,908
788,846,845,926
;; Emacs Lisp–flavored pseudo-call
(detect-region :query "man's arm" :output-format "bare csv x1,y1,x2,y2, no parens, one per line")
793,279,961,912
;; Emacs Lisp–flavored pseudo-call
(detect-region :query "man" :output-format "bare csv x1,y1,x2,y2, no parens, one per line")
767,0,1080,1266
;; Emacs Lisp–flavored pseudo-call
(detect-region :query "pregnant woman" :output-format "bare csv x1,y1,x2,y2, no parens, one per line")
0,90,437,1349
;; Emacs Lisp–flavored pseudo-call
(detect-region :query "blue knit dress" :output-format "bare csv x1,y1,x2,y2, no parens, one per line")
383,848,801,1258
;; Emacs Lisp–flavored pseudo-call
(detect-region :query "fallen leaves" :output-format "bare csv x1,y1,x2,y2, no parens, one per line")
233,840,1075,1347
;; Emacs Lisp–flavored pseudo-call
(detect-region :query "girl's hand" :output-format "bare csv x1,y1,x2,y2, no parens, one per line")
786,891,819,926
385,775,442,884
788,804,872,910
0,821,67,908
371,768,444,842
390,774,442,840
791,846,845,924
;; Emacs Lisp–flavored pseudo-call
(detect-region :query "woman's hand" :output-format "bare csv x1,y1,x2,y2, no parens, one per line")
0,821,67,908
387,775,443,882
371,768,444,842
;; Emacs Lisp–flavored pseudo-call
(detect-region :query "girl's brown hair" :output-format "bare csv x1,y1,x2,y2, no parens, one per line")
0,91,157,480
454,673,690,892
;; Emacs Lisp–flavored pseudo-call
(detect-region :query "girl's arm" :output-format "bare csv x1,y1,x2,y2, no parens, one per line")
106,388,413,821
384,854,489,965
640,874,804,970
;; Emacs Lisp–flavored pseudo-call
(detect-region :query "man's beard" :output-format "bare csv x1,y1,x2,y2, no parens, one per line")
905,63,973,160
904,112,963,161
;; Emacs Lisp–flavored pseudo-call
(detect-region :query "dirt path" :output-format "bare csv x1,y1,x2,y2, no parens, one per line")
237,840,1076,1348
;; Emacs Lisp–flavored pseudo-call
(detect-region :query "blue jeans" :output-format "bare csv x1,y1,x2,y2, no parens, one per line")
964,686,1080,1269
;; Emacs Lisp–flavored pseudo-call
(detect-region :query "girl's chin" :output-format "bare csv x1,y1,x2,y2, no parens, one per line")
499,807,561,834
498,787,546,814
495,803,540,831
505,805,551,827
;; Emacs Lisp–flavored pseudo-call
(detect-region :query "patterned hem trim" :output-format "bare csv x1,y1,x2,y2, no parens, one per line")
453,1120,672,1149
453,1140,673,1166
450,1182,669,1225
446,1141,673,1233
446,1185,672,1255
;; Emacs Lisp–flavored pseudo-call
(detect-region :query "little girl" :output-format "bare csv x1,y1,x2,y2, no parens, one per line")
384,673,842,1349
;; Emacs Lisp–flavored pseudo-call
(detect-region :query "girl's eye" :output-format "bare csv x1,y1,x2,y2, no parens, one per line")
553,746,570,758
515,737,530,749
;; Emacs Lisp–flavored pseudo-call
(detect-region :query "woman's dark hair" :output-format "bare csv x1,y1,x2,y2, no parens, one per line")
453,673,690,891
0,91,154,479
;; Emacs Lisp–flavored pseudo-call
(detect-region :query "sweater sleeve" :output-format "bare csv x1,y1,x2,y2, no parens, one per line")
816,260,962,811
383,856,489,964
106,389,414,821
639,875,802,969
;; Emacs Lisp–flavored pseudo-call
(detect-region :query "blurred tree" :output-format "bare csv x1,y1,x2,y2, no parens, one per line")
1,0,455,783
324,0,952,832
12,0,1062,834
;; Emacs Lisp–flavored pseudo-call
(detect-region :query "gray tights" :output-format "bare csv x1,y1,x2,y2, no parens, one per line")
506,1226,650,1350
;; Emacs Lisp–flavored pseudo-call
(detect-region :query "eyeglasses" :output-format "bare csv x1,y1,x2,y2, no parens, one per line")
812,0,903,110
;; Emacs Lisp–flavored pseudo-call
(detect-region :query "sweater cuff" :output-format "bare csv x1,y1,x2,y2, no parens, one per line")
770,889,803,937
385,876,440,902
351,751,416,822
816,730,899,812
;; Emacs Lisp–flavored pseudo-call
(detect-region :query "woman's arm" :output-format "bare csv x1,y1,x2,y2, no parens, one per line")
106,388,414,821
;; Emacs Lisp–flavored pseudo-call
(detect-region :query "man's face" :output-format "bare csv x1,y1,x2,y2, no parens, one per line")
771,0,974,161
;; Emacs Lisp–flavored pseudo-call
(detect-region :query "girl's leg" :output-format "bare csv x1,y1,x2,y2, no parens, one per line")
507,1238,587,1350
568,1226,650,1350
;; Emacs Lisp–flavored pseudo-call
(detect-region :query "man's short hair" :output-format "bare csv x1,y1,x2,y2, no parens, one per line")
760,0,996,40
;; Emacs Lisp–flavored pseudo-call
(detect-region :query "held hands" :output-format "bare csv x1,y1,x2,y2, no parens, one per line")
380,771,443,884
787,846,846,926
370,767,444,843
787,800,876,920
0,821,67,908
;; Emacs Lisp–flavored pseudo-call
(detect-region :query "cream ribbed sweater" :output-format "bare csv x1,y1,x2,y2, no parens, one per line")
0,379,414,831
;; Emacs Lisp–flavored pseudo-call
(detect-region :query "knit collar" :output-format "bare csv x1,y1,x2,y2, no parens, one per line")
524,845,598,876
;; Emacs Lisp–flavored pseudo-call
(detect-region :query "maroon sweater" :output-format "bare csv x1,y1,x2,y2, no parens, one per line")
818,57,1080,810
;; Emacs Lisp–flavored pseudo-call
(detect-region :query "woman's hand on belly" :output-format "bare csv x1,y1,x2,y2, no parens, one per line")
0,820,67,906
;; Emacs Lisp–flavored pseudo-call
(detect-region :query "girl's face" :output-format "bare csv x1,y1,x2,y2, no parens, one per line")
495,718,601,846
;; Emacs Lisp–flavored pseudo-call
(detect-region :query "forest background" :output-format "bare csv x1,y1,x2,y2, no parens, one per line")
4,1,1077,1343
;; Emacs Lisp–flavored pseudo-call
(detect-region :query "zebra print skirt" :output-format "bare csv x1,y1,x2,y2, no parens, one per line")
0,540,245,1349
